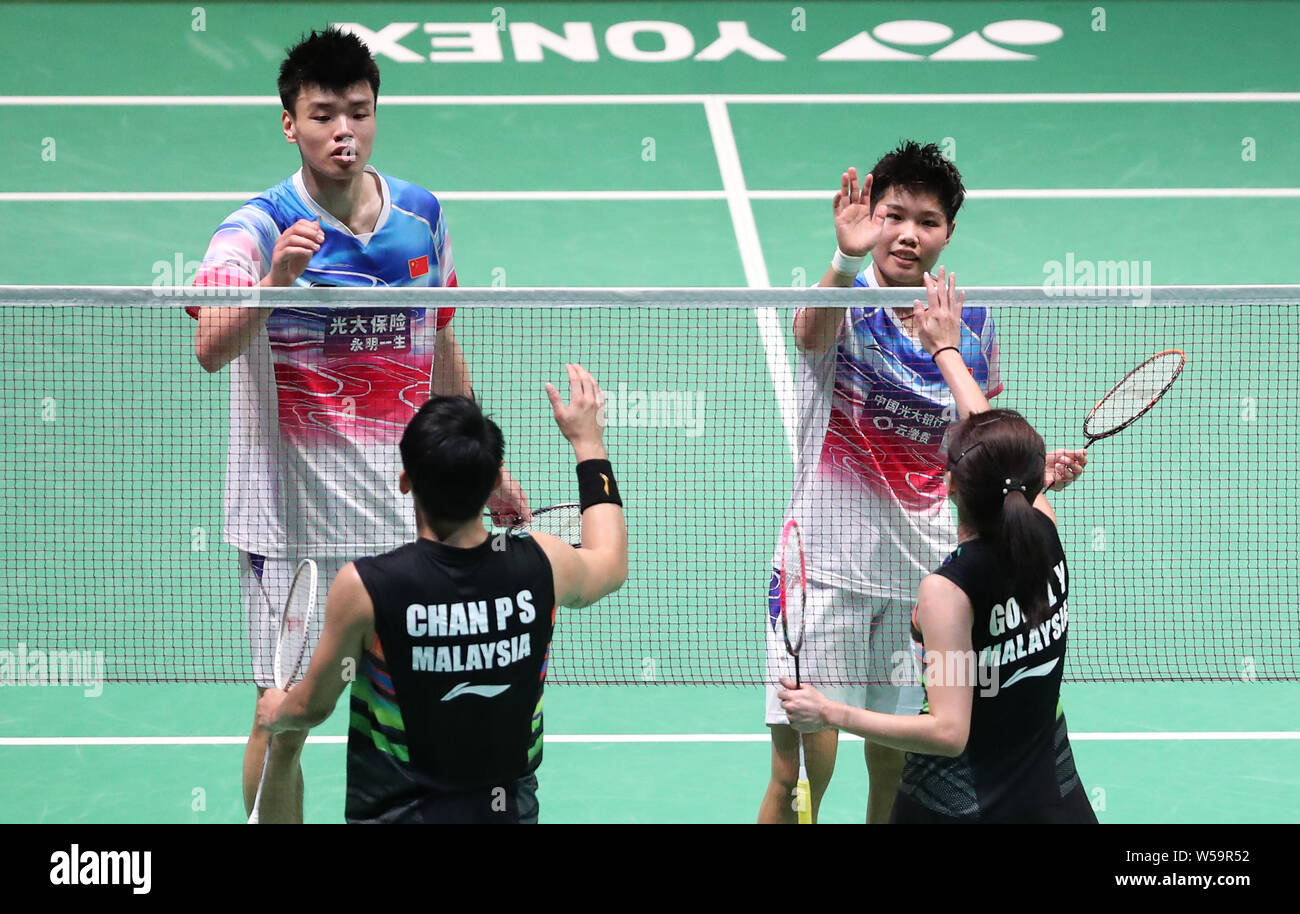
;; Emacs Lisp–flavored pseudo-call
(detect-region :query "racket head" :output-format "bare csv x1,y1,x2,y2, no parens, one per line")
778,519,807,664
512,502,583,547
1083,349,1186,443
272,559,318,690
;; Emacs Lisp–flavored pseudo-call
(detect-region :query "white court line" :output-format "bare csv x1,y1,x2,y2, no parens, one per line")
7,188,1298,203
0,190,727,203
723,92,1300,105
751,188,1300,200
4,92,1300,106
1,732,1298,747
703,97,797,461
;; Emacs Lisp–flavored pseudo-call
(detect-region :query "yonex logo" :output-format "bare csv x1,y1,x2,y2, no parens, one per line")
336,19,1063,64
821,20,1064,62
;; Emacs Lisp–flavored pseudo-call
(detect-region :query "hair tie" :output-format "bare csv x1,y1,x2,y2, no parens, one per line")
1001,477,1027,497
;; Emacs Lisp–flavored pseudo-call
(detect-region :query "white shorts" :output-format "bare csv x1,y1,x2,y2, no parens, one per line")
764,568,924,726
240,552,347,689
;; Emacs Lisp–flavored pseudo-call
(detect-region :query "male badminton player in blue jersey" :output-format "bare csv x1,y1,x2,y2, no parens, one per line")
759,142,1089,823
186,27,530,823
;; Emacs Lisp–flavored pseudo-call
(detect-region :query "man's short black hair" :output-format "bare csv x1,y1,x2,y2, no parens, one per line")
869,141,966,226
400,397,504,524
278,27,381,116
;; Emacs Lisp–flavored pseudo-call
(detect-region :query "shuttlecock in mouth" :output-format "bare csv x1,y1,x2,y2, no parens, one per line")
334,139,358,163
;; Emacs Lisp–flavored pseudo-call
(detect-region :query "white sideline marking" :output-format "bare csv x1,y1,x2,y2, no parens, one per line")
4,92,1299,105
0,190,730,203
7,188,1297,203
703,97,797,460
750,188,1300,200
1,732,1297,746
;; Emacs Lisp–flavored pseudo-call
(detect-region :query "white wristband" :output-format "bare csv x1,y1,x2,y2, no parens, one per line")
831,248,865,277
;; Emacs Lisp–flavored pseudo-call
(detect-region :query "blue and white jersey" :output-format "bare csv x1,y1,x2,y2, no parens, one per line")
198,166,456,290
190,167,457,558
777,266,1003,599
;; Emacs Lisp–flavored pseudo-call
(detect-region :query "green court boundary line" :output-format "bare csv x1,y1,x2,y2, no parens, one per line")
2,733,1298,746
5,93,1300,105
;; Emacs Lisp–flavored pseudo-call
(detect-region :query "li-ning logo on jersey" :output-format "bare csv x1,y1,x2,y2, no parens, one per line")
1001,658,1061,690
442,682,511,701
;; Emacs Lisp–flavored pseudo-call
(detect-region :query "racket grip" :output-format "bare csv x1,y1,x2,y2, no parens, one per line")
794,734,812,824
795,772,812,825
247,743,271,825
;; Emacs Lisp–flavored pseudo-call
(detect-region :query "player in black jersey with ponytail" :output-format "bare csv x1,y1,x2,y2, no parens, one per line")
256,363,626,823
780,269,1096,823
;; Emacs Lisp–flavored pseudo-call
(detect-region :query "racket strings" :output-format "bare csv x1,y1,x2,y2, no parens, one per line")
514,503,583,546
780,521,807,666
275,561,318,689
1086,351,1184,436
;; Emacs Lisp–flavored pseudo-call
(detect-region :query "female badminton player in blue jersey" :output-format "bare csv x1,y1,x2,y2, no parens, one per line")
760,144,1088,824
779,270,1097,823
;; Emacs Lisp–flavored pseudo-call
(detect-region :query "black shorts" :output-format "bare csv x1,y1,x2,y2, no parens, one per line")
347,774,540,824
891,781,1099,824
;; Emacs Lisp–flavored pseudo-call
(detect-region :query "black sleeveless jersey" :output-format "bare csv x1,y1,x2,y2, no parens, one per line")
897,510,1096,823
346,532,556,823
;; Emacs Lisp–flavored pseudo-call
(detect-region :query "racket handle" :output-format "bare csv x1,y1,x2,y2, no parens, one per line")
247,743,271,824
795,734,812,824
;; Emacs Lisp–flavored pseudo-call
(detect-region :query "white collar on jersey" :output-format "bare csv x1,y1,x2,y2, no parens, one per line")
863,260,927,339
291,165,392,245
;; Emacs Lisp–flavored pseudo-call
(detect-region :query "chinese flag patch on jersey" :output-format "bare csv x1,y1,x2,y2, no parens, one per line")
408,255,430,278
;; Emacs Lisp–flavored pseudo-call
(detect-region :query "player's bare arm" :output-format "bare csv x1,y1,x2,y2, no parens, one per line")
432,323,471,397
915,269,1084,521
912,266,992,421
432,324,533,524
916,268,1089,492
534,363,628,609
194,218,325,372
780,574,975,757
796,167,885,354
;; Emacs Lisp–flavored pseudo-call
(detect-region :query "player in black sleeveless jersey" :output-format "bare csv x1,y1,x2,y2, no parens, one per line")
255,363,627,823
780,269,1096,823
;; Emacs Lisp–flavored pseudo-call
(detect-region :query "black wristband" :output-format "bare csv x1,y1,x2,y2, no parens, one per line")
577,459,623,511
931,345,961,363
